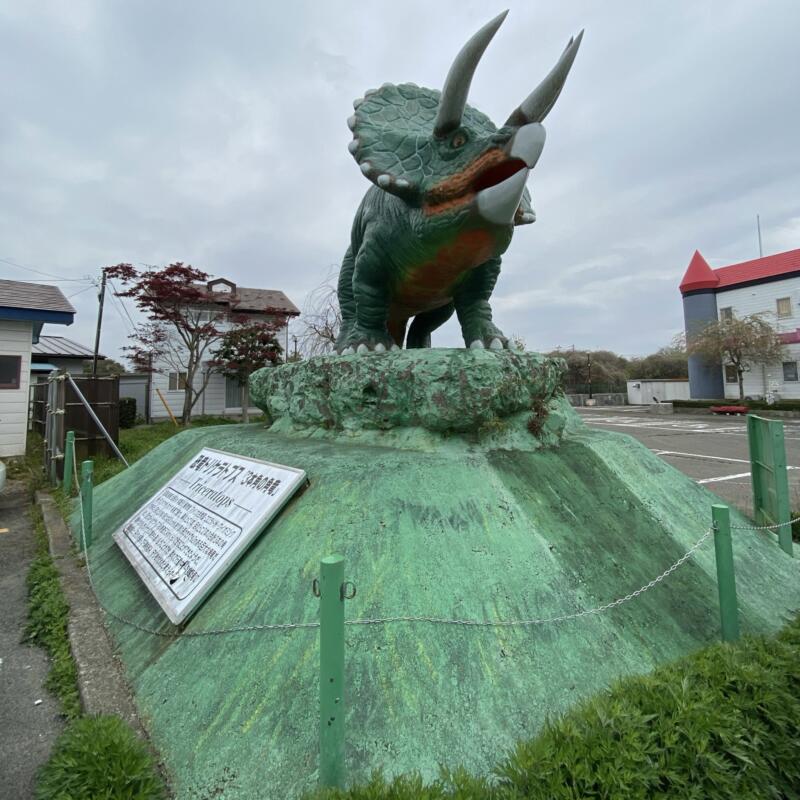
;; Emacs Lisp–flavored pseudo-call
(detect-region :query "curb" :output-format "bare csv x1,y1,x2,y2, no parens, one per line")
36,491,144,734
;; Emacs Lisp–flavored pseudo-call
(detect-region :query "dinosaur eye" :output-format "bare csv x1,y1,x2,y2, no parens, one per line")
450,132,467,149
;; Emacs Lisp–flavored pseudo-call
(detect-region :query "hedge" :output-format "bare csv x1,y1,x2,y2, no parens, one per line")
308,616,800,800
673,398,800,411
119,396,137,429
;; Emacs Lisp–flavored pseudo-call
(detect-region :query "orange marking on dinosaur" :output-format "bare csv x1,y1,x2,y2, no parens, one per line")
391,229,497,315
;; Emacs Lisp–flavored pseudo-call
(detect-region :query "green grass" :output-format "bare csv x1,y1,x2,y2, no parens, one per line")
24,504,81,719
90,415,258,485
36,715,165,800
309,616,800,800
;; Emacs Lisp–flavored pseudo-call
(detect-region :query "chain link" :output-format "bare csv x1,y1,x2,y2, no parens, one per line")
730,516,800,531
69,440,713,637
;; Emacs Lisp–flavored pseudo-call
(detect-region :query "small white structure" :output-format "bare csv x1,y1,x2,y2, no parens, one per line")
0,280,75,457
148,278,299,421
627,379,690,405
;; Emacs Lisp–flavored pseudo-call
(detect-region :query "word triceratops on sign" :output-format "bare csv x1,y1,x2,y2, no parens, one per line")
336,10,583,354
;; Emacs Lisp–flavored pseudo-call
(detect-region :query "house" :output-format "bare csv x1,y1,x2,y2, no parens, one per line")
148,278,299,420
0,279,75,457
30,335,106,382
680,246,800,400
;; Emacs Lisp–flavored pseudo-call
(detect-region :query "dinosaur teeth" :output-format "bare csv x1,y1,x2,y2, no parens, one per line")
377,174,391,188
395,178,411,189
348,139,360,154
360,161,372,176
346,115,357,131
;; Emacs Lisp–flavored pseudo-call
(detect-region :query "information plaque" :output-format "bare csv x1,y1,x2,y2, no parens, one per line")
113,447,306,624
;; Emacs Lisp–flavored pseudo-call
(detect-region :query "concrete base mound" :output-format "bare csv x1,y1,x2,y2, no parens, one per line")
72,350,800,799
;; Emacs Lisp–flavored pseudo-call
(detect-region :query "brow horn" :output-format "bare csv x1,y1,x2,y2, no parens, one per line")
505,30,584,127
433,10,509,138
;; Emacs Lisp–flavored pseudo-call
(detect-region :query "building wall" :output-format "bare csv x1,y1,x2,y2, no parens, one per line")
715,279,800,400
147,316,285,419
627,380,691,405
0,320,33,457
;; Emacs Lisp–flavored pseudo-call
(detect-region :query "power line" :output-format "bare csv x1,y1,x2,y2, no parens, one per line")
67,283,97,299
0,256,90,282
108,277,137,331
107,289,136,336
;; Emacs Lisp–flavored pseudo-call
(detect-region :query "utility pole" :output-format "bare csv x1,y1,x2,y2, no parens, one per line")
92,268,107,376
587,352,593,400
756,214,763,258
293,335,299,361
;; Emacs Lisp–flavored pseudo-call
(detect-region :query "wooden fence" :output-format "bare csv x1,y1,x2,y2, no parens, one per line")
30,372,120,481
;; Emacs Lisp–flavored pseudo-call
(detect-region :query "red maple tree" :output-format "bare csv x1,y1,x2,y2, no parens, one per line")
106,262,233,424
208,321,284,423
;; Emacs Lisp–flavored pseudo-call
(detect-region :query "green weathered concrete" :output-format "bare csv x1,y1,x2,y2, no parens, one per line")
74,352,800,799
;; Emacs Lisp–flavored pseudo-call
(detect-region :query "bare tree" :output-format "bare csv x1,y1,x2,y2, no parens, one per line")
687,313,785,400
297,267,341,357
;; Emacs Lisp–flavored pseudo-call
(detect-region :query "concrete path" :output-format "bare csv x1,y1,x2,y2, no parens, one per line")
0,480,64,798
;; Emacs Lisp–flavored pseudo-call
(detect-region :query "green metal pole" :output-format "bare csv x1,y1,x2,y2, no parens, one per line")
769,421,793,557
63,431,75,496
80,460,94,550
712,504,740,642
319,554,345,789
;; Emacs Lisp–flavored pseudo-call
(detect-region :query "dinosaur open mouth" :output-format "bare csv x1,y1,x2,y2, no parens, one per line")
472,158,528,192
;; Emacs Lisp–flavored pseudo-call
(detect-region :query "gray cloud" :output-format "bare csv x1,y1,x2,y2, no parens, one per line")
1,0,798,361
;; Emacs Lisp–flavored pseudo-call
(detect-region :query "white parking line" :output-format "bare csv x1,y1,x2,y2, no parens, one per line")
697,472,752,485
652,450,750,464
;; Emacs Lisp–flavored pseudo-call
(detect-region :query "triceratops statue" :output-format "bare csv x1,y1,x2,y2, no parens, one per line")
336,10,582,354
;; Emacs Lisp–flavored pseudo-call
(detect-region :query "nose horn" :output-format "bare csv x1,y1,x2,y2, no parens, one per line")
505,29,583,127
434,10,509,138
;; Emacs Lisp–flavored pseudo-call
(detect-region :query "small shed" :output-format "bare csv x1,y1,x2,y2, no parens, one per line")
0,280,75,457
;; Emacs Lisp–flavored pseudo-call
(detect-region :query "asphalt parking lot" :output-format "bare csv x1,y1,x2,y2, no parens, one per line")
576,406,800,517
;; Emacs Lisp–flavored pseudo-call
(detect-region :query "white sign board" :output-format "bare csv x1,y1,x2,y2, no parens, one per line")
113,447,306,624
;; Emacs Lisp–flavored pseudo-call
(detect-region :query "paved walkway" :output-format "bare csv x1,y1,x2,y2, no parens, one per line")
0,480,64,798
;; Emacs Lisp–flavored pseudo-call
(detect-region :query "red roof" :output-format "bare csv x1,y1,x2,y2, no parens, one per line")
680,247,800,294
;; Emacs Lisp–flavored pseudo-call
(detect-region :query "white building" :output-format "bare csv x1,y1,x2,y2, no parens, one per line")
679,247,800,400
147,278,299,420
0,280,75,457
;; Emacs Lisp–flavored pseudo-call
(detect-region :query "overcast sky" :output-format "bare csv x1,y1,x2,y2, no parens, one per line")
2,1,799,362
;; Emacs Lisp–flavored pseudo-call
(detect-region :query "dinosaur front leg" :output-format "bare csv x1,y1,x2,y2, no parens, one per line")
335,245,357,353
343,243,398,354
453,257,510,350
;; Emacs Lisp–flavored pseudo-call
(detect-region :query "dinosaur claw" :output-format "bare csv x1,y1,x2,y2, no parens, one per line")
469,340,485,350
489,338,503,351
356,343,369,354
341,346,355,355
390,344,400,351
374,342,386,353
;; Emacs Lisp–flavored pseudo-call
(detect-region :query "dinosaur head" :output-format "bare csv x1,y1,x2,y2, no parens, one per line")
347,11,583,226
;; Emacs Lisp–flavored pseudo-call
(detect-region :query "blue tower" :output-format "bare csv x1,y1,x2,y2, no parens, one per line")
680,251,724,399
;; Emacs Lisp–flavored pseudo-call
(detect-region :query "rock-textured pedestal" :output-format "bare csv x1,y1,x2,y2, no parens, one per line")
72,349,800,800
251,349,572,448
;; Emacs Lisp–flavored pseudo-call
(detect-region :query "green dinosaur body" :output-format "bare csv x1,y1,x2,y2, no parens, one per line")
336,13,583,353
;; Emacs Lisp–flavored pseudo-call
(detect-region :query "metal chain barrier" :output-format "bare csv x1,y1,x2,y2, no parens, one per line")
730,516,800,531
69,440,713,638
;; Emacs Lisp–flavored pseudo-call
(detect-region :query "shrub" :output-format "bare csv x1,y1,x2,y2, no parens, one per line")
36,715,165,800
673,398,800,412
119,396,137,429
307,617,800,799
25,506,80,718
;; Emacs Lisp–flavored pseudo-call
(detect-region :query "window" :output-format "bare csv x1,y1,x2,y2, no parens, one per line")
777,297,792,318
719,307,733,321
0,355,21,389
783,362,798,382
724,364,738,384
168,371,187,391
